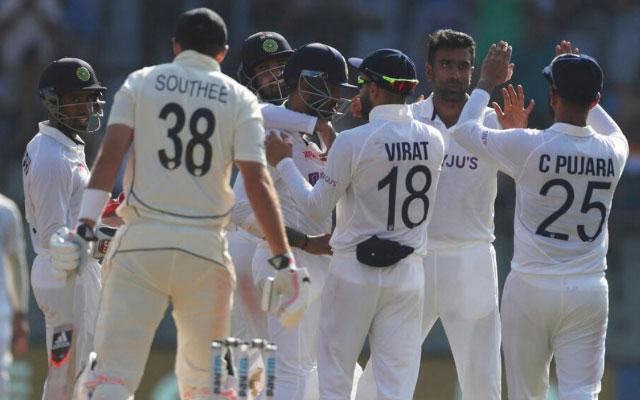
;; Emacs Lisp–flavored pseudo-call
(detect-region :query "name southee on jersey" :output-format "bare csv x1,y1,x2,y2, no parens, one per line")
154,73,229,103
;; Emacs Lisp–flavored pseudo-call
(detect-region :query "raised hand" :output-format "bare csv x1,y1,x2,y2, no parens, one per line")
555,40,579,56
492,84,535,129
477,41,514,94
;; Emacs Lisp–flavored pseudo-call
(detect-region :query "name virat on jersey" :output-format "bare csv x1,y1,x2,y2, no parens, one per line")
539,154,616,177
155,73,228,103
385,141,430,161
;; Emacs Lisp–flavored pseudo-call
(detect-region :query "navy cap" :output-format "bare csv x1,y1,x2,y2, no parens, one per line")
38,58,106,98
283,43,357,89
543,53,603,104
348,48,417,94
175,8,227,49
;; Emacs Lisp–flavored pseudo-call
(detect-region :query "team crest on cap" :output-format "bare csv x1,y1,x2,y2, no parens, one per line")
262,38,279,53
76,66,91,82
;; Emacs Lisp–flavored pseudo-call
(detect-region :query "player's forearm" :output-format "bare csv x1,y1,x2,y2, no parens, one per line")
87,124,132,192
80,125,133,226
237,162,290,255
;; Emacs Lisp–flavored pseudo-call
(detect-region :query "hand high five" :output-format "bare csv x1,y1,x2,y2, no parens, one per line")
477,41,514,93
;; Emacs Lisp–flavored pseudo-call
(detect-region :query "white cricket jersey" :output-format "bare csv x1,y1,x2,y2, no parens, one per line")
230,104,319,237
276,104,445,255
453,89,628,275
23,122,90,255
0,194,28,315
108,50,266,229
410,95,501,250
270,126,331,235
22,122,91,287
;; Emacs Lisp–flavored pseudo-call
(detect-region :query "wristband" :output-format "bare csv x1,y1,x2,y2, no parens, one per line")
268,252,295,270
78,189,111,224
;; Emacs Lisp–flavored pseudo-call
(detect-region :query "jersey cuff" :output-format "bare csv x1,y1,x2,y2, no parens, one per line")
275,157,295,174
235,153,267,166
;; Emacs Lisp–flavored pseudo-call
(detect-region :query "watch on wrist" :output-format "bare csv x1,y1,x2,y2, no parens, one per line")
268,254,293,270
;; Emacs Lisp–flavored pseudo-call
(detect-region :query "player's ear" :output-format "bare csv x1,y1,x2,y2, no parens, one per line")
214,45,229,63
171,38,181,56
589,92,601,110
425,63,434,82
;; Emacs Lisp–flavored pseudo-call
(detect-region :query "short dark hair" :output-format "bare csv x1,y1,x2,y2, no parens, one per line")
175,8,227,56
427,29,475,65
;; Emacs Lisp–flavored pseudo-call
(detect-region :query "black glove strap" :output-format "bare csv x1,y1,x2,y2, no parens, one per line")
76,223,98,242
268,254,293,270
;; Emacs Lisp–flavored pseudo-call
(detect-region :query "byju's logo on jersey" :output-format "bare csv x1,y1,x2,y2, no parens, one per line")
442,154,478,170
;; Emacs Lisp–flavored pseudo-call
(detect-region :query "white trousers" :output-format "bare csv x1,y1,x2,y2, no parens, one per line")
253,244,331,400
319,252,424,400
356,242,501,400
31,254,101,400
228,229,265,341
502,271,608,400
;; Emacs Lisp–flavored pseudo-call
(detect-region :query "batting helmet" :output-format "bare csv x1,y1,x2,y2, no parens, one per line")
237,32,293,104
283,43,357,120
38,58,106,134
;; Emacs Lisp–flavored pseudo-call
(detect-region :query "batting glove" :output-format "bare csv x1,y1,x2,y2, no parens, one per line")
261,253,311,328
49,224,96,277
92,223,118,260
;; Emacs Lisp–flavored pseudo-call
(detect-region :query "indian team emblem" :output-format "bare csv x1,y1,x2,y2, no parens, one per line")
76,66,91,82
262,38,279,53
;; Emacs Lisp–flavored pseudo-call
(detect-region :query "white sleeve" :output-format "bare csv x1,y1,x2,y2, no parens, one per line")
107,69,143,128
588,105,629,156
234,89,267,165
275,134,352,223
587,105,622,136
3,203,29,313
260,103,317,133
29,156,73,247
453,89,540,179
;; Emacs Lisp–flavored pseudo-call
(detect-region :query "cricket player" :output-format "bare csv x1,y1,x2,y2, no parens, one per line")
0,193,29,398
229,31,332,344
356,29,533,400
22,57,106,399
229,32,335,397
248,42,358,400
453,40,627,400
49,8,310,400
267,48,445,400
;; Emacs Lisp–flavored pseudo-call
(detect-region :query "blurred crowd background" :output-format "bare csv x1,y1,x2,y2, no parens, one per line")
1,0,639,398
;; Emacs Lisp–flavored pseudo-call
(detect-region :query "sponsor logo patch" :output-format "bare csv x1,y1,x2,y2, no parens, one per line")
51,326,73,368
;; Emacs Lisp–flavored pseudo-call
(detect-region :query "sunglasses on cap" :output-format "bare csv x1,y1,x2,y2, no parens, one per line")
357,68,418,93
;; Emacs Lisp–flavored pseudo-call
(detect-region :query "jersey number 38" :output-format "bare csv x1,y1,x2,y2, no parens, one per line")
158,102,215,177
